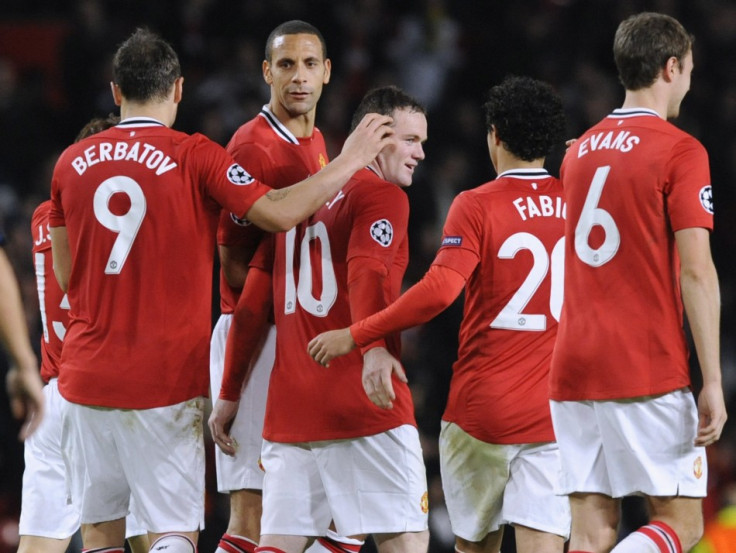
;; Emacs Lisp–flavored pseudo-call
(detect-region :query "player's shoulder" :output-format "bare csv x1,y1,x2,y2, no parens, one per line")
32,200,52,224
348,168,408,204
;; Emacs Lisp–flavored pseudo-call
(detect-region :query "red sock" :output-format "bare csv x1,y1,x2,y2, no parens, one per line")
218,534,258,553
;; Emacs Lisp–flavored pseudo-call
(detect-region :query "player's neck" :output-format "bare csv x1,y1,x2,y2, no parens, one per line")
269,102,315,138
119,102,174,127
621,87,668,120
494,153,544,176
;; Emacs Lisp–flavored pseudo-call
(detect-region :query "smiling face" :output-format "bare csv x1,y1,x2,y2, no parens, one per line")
372,108,428,188
263,33,331,125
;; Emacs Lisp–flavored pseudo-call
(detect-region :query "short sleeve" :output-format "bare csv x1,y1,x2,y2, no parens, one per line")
665,136,713,232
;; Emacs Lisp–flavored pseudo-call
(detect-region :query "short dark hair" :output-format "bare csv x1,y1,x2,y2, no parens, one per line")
350,85,426,133
483,76,566,162
265,20,327,62
75,114,120,143
613,12,693,91
112,28,181,103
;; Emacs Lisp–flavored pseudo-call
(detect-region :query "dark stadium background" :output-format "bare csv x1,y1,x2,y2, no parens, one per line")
0,1,733,551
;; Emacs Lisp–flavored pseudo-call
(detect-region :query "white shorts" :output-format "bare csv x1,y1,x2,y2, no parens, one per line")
550,388,707,498
209,315,275,492
61,396,206,533
19,379,146,539
261,425,428,537
439,421,570,541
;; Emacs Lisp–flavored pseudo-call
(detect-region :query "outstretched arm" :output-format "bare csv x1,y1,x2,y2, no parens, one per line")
308,263,467,366
0,248,44,440
208,265,272,456
675,227,727,446
244,114,395,231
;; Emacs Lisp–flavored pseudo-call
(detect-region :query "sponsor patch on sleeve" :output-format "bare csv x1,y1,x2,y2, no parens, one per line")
441,236,463,247
699,185,714,214
370,219,394,247
227,163,254,186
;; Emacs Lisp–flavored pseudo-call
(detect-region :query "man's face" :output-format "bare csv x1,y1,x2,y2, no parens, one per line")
668,50,693,119
264,33,331,118
374,108,428,188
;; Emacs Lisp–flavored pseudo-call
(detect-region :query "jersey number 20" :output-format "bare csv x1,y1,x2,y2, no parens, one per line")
490,233,564,331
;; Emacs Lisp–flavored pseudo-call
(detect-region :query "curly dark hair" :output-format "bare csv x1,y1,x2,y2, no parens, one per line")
350,85,426,133
74,114,120,143
614,12,693,91
112,28,181,103
483,76,566,162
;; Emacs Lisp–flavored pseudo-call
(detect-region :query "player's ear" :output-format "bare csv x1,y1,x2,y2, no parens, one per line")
173,77,184,104
323,58,332,85
662,56,679,83
263,60,272,85
110,82,123,106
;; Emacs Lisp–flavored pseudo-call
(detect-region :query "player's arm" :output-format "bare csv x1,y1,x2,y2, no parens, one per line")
243,114,394,232
0,247,44,440
675,226,727,446
208,264,272,456
49,226,71,293
219,244,254,289
309,262,468,366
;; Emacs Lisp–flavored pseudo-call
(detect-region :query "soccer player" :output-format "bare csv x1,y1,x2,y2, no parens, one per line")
0,230,44,441
210,85,429,553
548,12,726,553
210,20,359,553
18,115,149,553
48,28,393,553
308,76,569,553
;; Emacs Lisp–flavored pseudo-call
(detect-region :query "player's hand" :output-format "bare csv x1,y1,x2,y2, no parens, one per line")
208,398,239,456
308,328,356,367
361,347,407,410
6,365,44,441
565,138,577,151
695,382,727,447
340,113,395,168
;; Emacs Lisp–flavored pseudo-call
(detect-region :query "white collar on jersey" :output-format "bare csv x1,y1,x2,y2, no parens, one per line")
117,117,167,128
609,108,660,119
497,167,551,180
258,104,299,145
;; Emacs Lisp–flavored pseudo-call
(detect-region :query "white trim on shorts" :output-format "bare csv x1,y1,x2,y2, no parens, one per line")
550,388,707,498
260,424,429,537
62,396,206,533
439,421,570,542
210,314,275,492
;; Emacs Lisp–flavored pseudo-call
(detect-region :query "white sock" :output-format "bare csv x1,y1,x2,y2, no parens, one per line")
611,521,682,553
150,534,197,553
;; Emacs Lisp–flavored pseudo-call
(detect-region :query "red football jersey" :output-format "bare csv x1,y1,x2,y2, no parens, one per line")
433,169,564,444
217,106,329,313
264,168,415,442
31,200,68,383
550,109,713,400
49,118,270,409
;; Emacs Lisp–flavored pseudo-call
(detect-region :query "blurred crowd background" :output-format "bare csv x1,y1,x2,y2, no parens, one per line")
0,0,734,551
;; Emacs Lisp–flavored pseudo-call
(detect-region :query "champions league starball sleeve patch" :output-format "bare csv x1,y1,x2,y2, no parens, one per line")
699,185,714,214
370,219,394,247
227,163,254,186
229,212,252,226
